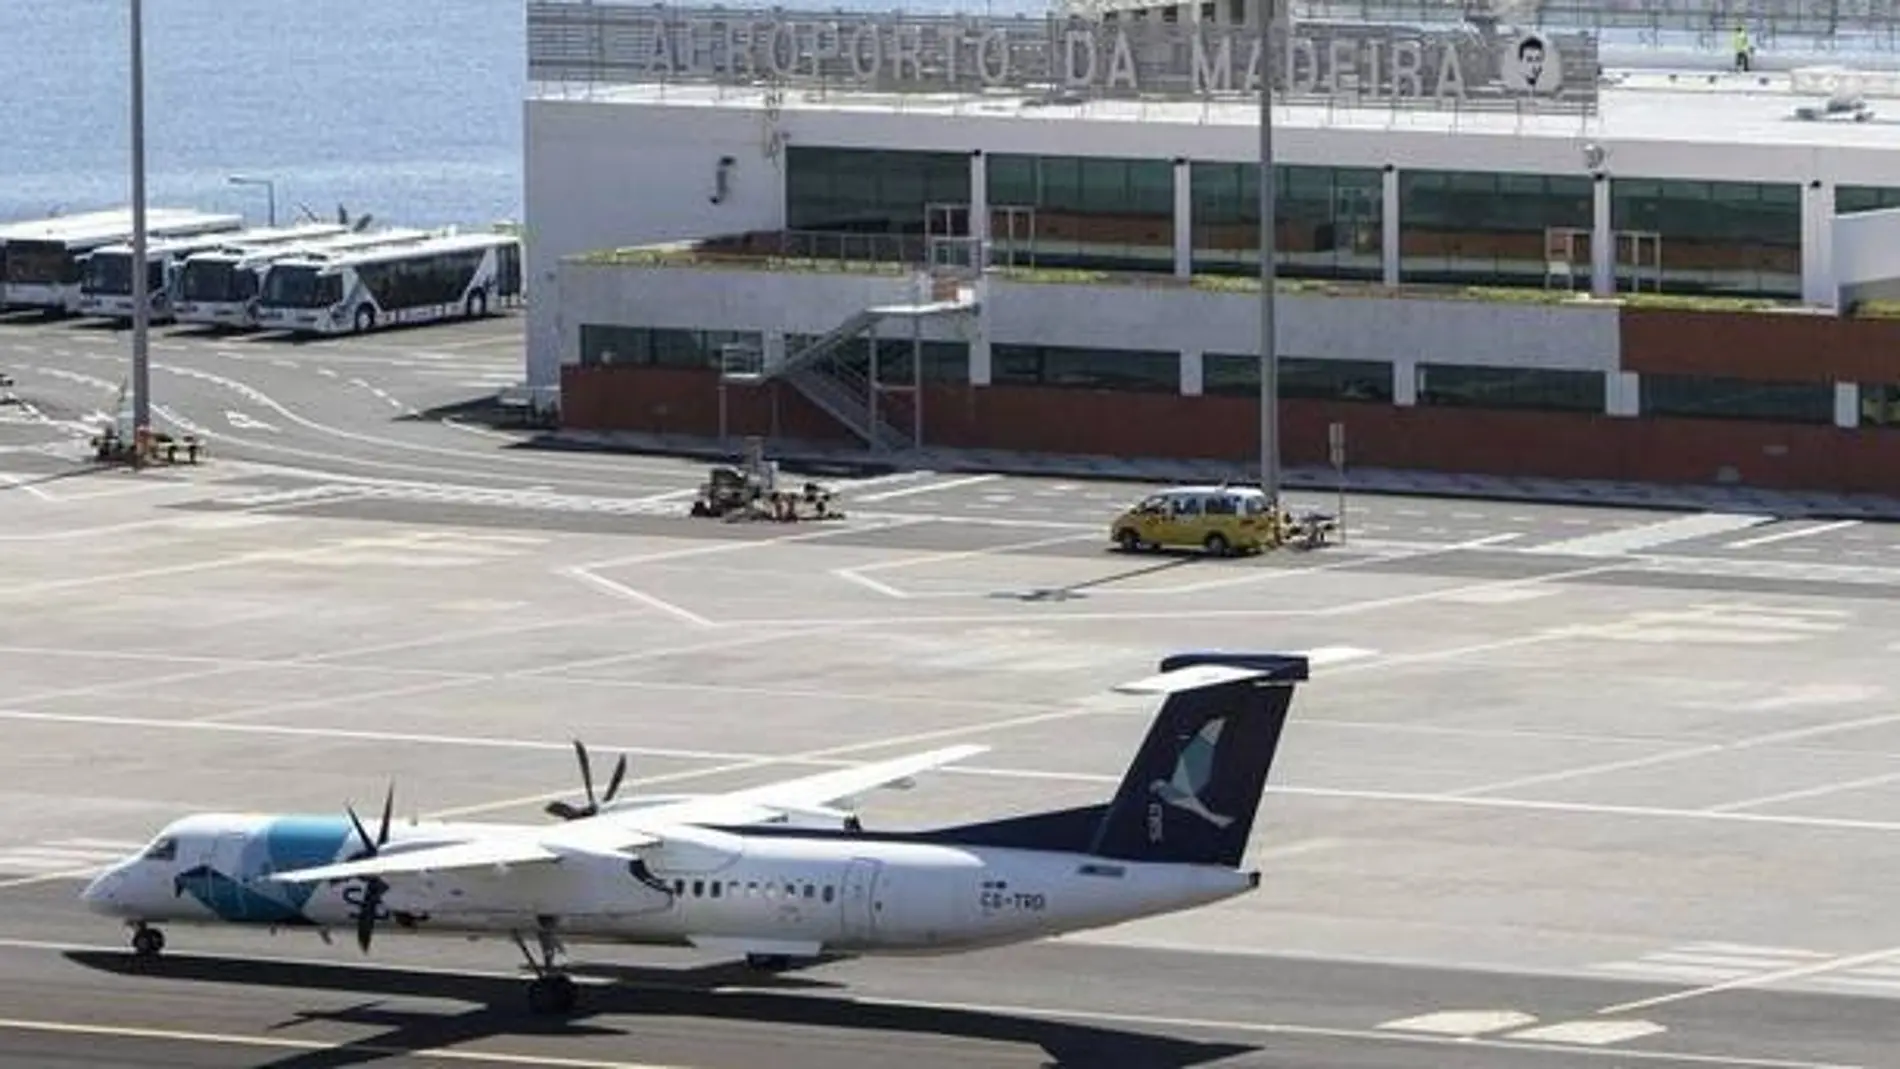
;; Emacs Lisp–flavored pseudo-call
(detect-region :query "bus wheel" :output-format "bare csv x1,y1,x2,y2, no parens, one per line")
354,306,375,333
467,290,487,318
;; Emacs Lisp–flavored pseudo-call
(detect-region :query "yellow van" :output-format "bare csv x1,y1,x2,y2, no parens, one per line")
1109,485,1276,556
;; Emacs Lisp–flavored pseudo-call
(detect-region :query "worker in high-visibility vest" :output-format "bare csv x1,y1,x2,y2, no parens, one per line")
1733,24,1753,72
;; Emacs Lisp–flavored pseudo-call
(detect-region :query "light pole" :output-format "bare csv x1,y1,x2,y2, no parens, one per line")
1257,0,1279,508
129,0,150,455
228,175,276,227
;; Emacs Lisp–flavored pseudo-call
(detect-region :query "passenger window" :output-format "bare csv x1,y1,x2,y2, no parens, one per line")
823,885,835,903
710,881,722,899
1171,496,1201,517
803,884,815,899
1205,496,1237,515
692,880,704,897
746,881,757,896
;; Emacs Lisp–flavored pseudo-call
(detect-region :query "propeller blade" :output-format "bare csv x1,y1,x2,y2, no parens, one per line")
356,878,385,953
377,783,394,847
346,804,376,857
573,739,597,809
603,754,628,804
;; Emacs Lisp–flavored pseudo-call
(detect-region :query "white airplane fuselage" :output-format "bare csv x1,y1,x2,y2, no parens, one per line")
82,812,1258,958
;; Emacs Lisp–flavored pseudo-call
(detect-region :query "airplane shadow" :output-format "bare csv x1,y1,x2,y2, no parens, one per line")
68,950,1254,1069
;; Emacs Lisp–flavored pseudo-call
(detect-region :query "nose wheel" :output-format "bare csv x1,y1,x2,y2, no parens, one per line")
130,925,165,958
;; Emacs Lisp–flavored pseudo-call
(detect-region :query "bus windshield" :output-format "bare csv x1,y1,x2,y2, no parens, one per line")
262,266,341,308
180,260,241,302
3,240,79,285
82,254,163,296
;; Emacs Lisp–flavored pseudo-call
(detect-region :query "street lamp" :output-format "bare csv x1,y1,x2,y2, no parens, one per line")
1257,0,1280,508
228,175,276,227
129,0,150,453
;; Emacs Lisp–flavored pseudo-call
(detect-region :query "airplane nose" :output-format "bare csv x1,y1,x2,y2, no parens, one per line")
81,870,120,913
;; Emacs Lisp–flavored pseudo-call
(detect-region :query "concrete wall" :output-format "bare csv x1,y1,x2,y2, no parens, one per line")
525,100,786,391
1834,206,1900,307
556,260,1619,373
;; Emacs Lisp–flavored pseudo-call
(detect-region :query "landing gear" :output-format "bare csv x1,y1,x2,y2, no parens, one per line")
745,953,794,972
512,922,577,1016
130,924,165,958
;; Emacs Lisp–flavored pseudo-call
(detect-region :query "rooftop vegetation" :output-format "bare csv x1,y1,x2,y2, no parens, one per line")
568,244,1900,319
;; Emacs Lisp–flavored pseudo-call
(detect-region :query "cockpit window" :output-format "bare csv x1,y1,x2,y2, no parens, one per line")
141,837,177,861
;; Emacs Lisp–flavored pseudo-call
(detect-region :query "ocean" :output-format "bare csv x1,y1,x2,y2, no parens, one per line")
5,1,1896,231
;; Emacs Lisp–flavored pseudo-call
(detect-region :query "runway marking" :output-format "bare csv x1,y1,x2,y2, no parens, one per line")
0,472,55,502
1702,768,1900,814
0,940,1854,1069
190,674,491,726
1376,1009,1536,1036
561,566,716,628
1594,943,1900,997
830,531,1101,596
850,473,1000,502
1599,943,1900,1015
1509,1020,1668,1045
1725,520,1859,549
0,1016,688,1068
1535,512,1773,557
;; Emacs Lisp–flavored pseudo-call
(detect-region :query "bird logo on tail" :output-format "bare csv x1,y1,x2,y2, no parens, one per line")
1149,718,1235,829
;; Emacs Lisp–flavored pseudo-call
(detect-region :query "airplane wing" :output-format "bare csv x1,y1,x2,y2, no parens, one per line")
269,745,986,885
715,743,989,813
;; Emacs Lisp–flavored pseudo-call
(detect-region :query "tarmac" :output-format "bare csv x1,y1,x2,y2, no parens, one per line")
0,310,1897,1067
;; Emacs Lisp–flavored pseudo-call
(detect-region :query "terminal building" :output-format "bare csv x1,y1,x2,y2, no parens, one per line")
523,0,1900,496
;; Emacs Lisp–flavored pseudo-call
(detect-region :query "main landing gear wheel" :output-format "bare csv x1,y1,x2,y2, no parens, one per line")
526,974,578,1015
130,925,165,958
512,925,578,1016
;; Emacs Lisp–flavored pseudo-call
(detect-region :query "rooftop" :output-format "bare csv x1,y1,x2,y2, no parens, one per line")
541,66,1900,155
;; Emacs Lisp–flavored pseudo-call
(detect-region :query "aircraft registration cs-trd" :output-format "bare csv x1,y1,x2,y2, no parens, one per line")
81,651,1308,1015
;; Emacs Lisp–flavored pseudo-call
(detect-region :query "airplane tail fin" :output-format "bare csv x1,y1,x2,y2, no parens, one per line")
1088,652,1308,868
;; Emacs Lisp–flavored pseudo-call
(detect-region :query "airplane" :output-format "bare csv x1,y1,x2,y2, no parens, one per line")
80,651,1308,1015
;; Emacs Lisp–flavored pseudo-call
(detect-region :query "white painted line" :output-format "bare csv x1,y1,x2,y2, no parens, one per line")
1599,943,1900,1015
1509,1020,1667,1046
832,568,911,599
0,473,55,503
1377,1010,1539,1036
851,473,1000,502
0,1016,686,1069
562,567,716,628
0,866,110,890
1537,512,1773,557
1725,519,1860,549
849,531,1100,574
1703,768,1900,813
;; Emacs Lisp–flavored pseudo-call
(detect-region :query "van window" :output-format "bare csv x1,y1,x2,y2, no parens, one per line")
1170,496,1201,516
1205,495,1237,515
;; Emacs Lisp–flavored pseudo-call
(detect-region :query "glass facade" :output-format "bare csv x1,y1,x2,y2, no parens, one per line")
1860,383,1900,427
785,335,969,384
1611,179,1801,298
784,147,970,249
1415,364,1603,412
1190,164,1383,281
1836,186,1900,215
990,344,1178,391
1203,355,1392,402
1640,373,1834,424
986,155,1174,272
1399,171,1593,287
578,325,762,369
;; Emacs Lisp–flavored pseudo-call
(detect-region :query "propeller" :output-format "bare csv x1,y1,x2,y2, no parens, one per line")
342,783,394,953
544,739,628,821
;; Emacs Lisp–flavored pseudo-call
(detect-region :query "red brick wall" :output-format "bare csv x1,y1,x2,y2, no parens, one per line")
562,365,1900,496
1622,308,1900,384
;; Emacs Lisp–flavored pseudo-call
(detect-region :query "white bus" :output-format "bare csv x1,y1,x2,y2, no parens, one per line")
0,209,244,314
77,228,311,322
173,227,432,330
254,231,523,335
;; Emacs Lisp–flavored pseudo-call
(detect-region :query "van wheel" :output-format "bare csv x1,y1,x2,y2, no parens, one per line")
1115,528,1142,553
353,306,375,333
467,289,487,318
1203,532,1230,557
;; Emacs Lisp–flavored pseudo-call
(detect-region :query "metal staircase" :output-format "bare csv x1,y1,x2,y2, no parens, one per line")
729,276,977,452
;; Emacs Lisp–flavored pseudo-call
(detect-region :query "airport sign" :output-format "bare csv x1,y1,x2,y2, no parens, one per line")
529,2,1600,113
